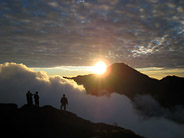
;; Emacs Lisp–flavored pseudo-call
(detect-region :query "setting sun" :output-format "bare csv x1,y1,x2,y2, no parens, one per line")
92,61,107,74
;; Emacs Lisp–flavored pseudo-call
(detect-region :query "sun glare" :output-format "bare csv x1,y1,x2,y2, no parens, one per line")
93,61,107,74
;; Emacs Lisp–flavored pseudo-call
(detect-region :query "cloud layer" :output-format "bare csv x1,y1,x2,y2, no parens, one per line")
0,62,85,106
0,62,184,138
0,0,184,67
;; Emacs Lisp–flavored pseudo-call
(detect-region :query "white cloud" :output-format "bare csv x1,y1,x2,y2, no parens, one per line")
0,62,85,106
48,2,59,7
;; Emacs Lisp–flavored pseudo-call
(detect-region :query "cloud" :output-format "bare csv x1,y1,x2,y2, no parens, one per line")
0,62,85,106
137,67,184,79
0,62,184,138
0,0,184,67
133,95,184,124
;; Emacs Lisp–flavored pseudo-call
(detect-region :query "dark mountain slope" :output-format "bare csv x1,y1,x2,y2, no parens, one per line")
158,76,184,107
70,63,159,98
0,103,143,138
70,63,184,108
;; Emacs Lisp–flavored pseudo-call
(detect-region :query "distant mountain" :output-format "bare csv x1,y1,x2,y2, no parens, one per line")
0,103,142,138
69,63,184,108
159,76,184,107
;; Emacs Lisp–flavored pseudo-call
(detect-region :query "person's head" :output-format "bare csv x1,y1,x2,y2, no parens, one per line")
36,91,38,94
63,94,65,97
28,91,30,93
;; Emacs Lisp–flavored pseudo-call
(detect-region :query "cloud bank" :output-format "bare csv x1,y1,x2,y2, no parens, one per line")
0,62,184,138
0,62,85,106
133,95,184,124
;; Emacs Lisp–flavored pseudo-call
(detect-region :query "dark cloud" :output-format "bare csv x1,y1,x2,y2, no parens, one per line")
0,0,184,67
133,95,184,124
0,62,184,138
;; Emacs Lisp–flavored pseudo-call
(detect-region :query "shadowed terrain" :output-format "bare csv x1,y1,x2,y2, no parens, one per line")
0,103,143,138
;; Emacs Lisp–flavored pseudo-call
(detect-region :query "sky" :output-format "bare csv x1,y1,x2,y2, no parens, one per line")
0,0,184,78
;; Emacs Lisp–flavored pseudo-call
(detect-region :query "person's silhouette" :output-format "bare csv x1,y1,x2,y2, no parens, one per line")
60,94,68,111
26,91,33,108
26,91,31,105
34,91,40,107
29,92,33,107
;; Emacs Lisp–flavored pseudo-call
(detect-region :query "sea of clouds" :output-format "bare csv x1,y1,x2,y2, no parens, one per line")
0,62,184,138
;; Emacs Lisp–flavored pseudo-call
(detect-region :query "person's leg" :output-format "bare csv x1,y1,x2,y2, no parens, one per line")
60,104,63,110
64,105,66,111
37,101,39,107
36,101,39,107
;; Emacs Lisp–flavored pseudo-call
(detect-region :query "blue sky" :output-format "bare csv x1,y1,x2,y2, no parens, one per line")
0,0,184,75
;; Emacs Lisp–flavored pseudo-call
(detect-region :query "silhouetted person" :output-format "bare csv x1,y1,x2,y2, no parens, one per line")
26,91,30,105
60,94,68,111
34,91,40,107
26,91,33,108
29,92,33,107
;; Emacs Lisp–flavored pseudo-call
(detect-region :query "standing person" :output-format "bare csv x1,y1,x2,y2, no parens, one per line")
29,92,33,107
26,91,31,106
34,91,40,107
60,94,68,111
26,91,33,108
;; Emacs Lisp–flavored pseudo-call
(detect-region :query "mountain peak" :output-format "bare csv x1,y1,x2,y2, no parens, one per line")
106,63,148,79
70,62,184,109
72,62,158,97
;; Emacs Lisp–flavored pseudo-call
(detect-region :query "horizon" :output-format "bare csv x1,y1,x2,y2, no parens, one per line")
31,63,184,80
